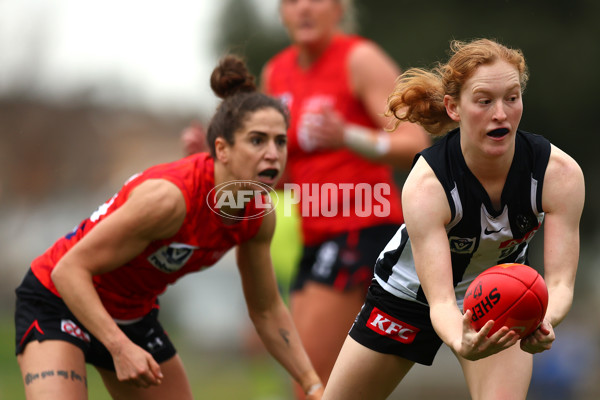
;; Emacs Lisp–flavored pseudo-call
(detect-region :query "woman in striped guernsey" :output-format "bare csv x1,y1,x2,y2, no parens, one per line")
323,38,585,400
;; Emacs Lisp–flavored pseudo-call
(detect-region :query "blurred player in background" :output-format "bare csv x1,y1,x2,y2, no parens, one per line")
322,38,585,400
261,0,430,397
15,55,324,400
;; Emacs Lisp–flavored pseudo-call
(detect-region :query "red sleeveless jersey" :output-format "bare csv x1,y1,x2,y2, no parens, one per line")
265,34,403,245
31,153,263,320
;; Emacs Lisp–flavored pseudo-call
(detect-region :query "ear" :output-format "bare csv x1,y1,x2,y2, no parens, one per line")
444,95,461,122
214,137,230,164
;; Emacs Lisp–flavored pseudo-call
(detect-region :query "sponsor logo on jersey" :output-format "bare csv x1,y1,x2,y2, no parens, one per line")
499,223,541,249
148,243,199,273
207,180,277,221
367,307,420,344
449,236,476,254
61,319,91,343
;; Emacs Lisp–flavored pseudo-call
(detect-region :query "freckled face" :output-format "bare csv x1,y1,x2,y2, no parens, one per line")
223,108,288,187
280,0,343,46
446,60,523,158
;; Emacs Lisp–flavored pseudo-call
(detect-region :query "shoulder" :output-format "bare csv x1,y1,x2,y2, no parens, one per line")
346,37,400,100
348,38,399,75
542,144,585,214
128,179,187,220
546,145,583,185
403,157,452,231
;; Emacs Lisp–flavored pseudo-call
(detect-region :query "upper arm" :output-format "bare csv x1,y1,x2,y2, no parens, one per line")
541,145,585,288
403,157,454,305
236,212,280,314
348,42,400,128
349,42,431,167
56,179,187,276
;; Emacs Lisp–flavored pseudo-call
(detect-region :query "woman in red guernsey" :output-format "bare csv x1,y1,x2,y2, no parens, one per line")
15,55,324,400
261,0,430,396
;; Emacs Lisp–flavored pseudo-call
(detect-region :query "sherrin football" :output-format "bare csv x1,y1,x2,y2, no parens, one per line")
463,263,548,338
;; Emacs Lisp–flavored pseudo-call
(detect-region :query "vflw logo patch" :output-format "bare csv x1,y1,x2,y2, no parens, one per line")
449,236,476,254
367,307,420,344
148,243,199,273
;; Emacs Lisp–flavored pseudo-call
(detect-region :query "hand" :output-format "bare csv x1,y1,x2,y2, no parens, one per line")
299,104,345,151
181,120,208,155
112,341,163,388
457,310,520,361
520,319,555,354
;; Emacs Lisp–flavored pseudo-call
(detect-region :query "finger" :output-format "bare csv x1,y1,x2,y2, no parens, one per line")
477,319,496,339
149,359,164,384
462,310,474,331
538,320,552,335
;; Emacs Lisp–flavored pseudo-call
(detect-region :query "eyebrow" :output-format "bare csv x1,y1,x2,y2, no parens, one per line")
472,82,521,94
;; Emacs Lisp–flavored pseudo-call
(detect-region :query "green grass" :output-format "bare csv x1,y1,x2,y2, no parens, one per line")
1,314,292,399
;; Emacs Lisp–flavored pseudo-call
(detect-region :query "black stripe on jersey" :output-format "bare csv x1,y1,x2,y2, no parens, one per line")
374,225,409,283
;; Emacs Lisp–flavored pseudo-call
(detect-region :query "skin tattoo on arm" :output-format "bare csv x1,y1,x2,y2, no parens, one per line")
279,328,291,346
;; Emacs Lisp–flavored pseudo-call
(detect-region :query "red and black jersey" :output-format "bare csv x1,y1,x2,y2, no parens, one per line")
31,153,263,320
265,34,403,245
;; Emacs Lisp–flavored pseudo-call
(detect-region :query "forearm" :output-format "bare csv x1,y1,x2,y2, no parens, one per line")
250,300,321,394
51,263,130,354
430,302,464,353
545,283,575,328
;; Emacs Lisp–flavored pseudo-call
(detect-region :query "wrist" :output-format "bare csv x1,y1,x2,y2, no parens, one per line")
306,382,323,396
344,124,390,158
300,370,323,396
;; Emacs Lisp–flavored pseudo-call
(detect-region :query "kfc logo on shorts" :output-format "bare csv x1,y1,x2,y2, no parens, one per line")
61,319,91,343
367,307,419,344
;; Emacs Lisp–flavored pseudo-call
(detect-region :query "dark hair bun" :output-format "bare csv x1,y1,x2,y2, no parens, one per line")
210,55,256,99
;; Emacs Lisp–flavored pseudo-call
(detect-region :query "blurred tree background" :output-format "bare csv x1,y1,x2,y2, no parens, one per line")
1,1,599,398
216,0,599,240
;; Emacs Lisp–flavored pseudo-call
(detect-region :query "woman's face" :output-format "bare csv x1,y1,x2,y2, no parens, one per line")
280,0,342,46
445,60,524,158
217,107,288,187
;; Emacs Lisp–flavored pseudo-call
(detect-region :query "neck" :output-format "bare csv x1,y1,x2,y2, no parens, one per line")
296,31,340,69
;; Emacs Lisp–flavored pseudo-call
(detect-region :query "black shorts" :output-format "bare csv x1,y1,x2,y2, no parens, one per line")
348,281,443,366
15,269,176,371
291,224,399,292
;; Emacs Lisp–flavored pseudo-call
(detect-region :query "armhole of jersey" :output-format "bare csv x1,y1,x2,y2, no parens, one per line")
532,135,551,214
417,152,457,223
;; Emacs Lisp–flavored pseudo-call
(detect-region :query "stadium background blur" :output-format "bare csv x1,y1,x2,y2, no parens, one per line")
1,1,599,398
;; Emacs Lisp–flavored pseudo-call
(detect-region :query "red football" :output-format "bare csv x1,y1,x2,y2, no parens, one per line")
463,263,548,338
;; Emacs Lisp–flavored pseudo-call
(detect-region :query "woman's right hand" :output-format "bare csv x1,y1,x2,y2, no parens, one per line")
112,341,163,387
456,310,520,361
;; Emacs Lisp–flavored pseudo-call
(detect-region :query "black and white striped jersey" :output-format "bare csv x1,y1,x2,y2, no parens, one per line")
374,129,551,309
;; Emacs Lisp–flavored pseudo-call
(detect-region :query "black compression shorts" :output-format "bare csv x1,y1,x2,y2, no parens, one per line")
15,268,176,370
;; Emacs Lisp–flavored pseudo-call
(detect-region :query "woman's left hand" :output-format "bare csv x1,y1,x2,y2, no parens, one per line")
520,319,555,354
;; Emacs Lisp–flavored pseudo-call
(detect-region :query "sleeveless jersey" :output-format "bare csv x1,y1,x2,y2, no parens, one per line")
31,153,264,320
265,34,403,245
374,129,551,309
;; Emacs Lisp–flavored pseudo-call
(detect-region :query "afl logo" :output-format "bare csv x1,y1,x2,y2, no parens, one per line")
207,180,278,221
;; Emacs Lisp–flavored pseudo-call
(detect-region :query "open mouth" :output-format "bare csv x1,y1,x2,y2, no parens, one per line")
258,168,279,180
487,128,510,138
